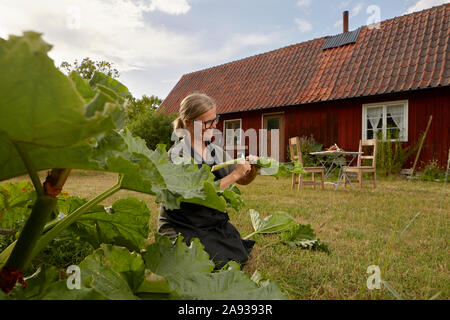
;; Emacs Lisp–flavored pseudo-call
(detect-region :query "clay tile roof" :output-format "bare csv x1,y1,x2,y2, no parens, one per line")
161,4,450,115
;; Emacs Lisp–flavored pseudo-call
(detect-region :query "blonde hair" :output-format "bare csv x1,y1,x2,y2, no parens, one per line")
173,93,216,135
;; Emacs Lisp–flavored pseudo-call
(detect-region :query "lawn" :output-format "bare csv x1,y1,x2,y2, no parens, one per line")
6,170,449,300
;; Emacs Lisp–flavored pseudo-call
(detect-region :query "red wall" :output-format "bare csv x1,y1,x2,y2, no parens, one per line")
217,87,449,168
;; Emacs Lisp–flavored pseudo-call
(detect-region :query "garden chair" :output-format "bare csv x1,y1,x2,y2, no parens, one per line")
289,136,324,190
343,139,377,188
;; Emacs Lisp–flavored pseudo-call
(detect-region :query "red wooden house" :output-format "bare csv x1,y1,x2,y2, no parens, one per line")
161,4,449,167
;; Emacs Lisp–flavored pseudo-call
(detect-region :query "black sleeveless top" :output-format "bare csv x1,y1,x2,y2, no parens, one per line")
157,139,255,269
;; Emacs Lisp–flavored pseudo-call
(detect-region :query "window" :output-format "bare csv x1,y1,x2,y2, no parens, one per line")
362,100,408,141
266,118,280,130
224,119,242,146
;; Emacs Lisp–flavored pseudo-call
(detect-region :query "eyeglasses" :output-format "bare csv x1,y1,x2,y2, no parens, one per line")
196,115,220,129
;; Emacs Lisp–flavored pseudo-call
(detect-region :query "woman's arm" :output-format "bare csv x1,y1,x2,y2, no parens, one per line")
219,171,241,190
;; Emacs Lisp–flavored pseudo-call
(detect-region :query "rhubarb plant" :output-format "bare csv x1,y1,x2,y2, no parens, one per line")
244,210,329,253
0,31,286,299
2,235,287,300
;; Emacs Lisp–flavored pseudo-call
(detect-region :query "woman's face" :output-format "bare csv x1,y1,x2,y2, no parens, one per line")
185,107,218,141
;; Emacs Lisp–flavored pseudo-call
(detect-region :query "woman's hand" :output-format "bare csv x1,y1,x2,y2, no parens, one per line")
232,162,252,180
219,155,259,189
233,155,259,185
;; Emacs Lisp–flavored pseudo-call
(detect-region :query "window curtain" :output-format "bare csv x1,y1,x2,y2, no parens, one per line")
367,107,383,135
387,105,404,136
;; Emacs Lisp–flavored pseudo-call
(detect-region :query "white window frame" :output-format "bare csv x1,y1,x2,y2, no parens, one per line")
224,119,243,146
362,100,408,142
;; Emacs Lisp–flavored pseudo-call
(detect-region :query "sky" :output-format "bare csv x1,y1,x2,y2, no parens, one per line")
0,0,448,100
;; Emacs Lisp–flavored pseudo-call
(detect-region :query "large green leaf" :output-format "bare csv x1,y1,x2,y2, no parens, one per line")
161,267,288,300
6,263,106,300
0,126,234,212
11,245,143,300
77,244,144,299
245,209,297,239
142,235,288,300
6,264,106,300
90,130,230,211
216,184,244,211
280,224,330,253
69,197,150,252
89,71,132,102
7,265,59,300
0,32,127,182
0,32,124,148
41,281,109,300
0,32,239,213
0,181,36,229
0,136,97,182
144,234,215,275
120,142,226,211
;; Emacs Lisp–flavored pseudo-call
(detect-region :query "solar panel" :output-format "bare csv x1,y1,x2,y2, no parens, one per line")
322,28,361,50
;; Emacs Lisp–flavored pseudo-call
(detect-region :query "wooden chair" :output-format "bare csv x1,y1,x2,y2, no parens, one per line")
343,139,377,188
289,137,325,190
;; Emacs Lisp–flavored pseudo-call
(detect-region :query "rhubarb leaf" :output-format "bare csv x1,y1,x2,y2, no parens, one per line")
280,224,330,253
77,244,144,299
144,234,215,275
0,32,127,182
0,32,124,148
0,181,36,229
245,209,297,239
142,234,288,300
68,197,150,252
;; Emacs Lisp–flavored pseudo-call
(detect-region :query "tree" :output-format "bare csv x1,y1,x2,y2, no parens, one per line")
128,109,176,151
60,57,120,80
127,95,162,122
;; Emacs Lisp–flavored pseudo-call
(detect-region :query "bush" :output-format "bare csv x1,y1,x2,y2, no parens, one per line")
417,159,447,181
128,109,177,151
287,135,323,167
376,131,418,176
28,236,95,274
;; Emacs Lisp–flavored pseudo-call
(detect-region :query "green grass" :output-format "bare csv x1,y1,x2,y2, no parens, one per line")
6,170,449,300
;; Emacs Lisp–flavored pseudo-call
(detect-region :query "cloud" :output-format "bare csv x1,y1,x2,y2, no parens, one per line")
350,3,364,17
406,0,450,13
0,0,198,71
296,0,312,8
0,0,271,68
230,33,272,47
0,0,281,98
145,0,191,15
295,18,313,33
338,0,352,10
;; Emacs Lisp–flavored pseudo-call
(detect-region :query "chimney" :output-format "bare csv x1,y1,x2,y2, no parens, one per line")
343,10,349,33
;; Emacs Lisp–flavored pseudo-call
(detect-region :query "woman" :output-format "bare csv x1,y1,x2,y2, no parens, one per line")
157,93,259,269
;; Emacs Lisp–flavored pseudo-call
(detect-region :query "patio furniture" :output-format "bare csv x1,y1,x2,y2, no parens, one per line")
289,137,325,190
310,149,363,190
343,139,378,188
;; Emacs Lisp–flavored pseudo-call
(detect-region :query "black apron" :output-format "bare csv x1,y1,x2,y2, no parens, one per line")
158,140,255,270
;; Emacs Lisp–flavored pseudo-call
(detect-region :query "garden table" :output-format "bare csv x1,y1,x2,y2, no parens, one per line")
309,150,363,190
